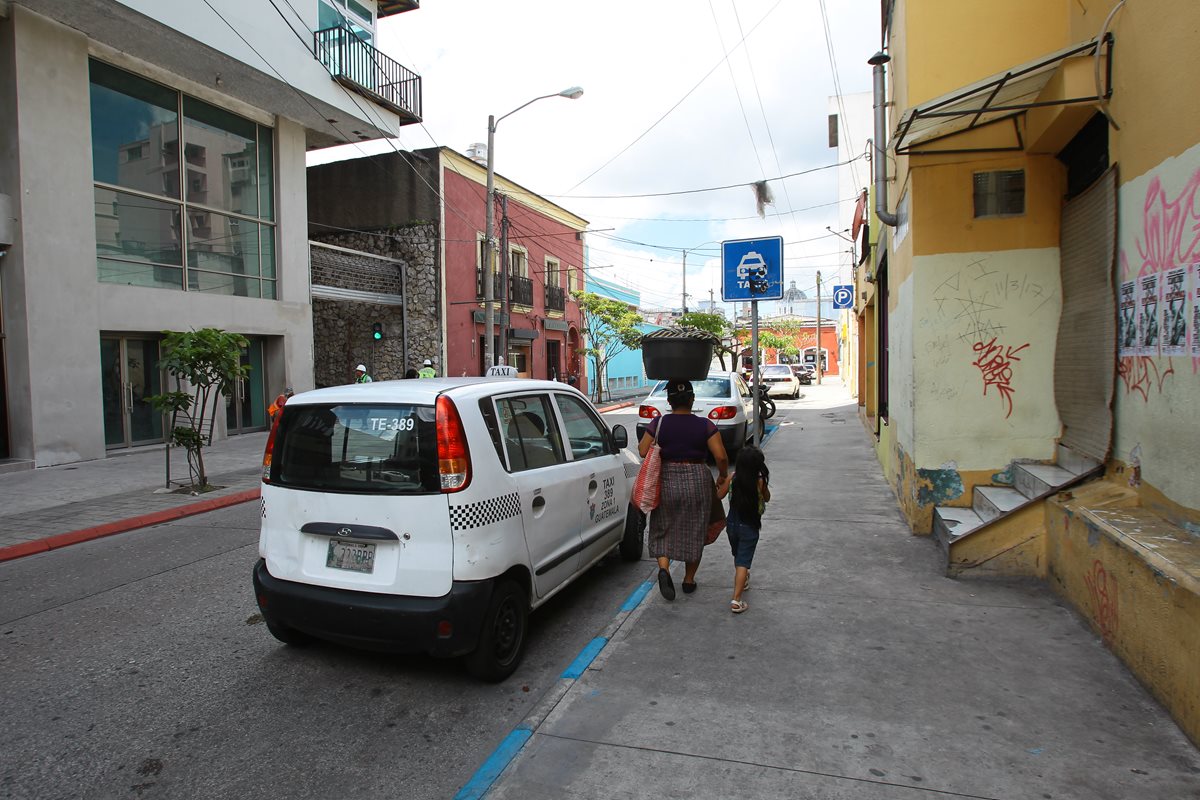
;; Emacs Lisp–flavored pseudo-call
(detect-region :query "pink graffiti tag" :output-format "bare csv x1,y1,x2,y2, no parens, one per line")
1083,559,1119,643
971,338,1030,418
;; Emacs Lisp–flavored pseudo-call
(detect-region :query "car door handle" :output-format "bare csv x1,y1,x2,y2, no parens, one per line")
532,495,546,510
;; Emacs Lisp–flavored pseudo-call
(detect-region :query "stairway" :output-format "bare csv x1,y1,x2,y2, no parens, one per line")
933,445,1105,576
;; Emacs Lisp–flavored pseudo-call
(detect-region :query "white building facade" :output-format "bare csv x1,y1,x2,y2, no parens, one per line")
0,0,420,467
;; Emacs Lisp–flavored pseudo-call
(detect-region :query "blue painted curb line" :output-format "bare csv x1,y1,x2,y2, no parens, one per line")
452,725,533,800
453,577,656,798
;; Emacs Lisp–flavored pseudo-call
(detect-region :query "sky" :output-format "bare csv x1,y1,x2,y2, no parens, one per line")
310,0,882,318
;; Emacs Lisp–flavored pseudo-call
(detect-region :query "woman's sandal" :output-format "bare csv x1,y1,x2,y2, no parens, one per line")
731,599,748,614
681,581,697,594
658,568,676,601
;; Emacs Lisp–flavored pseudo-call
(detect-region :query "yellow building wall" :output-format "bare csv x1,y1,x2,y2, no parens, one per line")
901,0,1069,108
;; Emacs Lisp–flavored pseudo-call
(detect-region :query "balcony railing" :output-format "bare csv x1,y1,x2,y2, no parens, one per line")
545,285,566,312
314,26,422,124
509,275,534,307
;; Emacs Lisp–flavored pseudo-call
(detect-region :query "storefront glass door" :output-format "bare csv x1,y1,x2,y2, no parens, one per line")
101,336,164,449
225,338,267,434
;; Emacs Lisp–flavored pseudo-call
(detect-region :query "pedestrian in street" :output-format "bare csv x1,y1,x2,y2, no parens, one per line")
354,364,372,383
267,387,293,421
418,359,436,378
723,445,770,614
638,380,730,601
403,368,419,379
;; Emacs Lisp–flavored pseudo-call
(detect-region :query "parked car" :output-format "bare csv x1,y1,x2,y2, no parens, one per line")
790,364,813,385
758,364,801,398
635,371,756,459
253,378,644,682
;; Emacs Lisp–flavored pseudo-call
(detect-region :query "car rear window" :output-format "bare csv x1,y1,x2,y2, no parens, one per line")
648,377,731,399
762,365,792,376
271,403,439,494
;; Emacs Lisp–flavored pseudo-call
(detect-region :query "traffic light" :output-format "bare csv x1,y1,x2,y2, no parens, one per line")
372,322,383,341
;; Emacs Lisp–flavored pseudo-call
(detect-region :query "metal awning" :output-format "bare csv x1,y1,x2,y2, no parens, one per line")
377,1,420,18
894,35,1113,155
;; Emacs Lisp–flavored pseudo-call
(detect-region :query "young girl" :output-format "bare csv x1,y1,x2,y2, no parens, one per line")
722,446,770,614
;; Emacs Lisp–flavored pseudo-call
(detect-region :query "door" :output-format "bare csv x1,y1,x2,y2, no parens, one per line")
101,336,164,449
1054,167,1116,461
0,278,8,459
496,393,579,598
226,337,268,434
546,340,561,382
552,392,626,568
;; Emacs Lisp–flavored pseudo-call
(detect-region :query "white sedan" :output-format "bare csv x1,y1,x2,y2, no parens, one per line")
758,364,801,398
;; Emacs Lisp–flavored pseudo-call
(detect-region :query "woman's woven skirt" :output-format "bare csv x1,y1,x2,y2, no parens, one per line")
648,461,712,563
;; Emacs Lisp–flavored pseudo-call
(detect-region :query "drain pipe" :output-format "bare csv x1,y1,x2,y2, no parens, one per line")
869,51,898,227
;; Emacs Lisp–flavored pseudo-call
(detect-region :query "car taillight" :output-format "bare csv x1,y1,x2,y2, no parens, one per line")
436,395,471,493
708,406,738,420
261,409,283,483
638,405,661,419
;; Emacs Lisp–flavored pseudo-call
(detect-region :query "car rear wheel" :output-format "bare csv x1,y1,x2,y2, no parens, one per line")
619,504,646,561
465,579,528,682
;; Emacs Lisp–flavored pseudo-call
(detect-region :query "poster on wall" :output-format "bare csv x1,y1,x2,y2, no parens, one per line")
1118,279,1138,356
1161,266,1189,356
1138,272,1160,356
1193,263,1200,357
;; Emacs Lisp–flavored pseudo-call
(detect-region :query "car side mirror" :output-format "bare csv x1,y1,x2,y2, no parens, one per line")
611,424,628,449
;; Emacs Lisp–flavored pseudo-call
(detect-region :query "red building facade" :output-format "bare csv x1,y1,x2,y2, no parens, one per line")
439,152,586,387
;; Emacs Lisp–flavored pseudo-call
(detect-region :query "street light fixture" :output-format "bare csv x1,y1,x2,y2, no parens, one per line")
483,87,584,371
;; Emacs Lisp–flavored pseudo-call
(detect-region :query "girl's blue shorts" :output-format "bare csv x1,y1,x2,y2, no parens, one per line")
725,508,760,569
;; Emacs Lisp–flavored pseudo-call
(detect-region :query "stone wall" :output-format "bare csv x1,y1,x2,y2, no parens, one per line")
310,223,440,387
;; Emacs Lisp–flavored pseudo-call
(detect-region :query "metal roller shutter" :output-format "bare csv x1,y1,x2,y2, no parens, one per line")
1054,167,1116,461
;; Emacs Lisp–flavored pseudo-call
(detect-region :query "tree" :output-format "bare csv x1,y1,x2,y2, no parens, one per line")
147,328,250,490
572,291,645,403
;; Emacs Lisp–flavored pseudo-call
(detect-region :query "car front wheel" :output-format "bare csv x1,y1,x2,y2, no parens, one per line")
465,579,528,682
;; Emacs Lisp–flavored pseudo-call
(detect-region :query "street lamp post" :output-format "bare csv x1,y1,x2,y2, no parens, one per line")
483,86,584,372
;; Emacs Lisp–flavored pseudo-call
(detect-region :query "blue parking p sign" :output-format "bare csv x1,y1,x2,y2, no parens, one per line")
832,284,854,309
722,236,783,302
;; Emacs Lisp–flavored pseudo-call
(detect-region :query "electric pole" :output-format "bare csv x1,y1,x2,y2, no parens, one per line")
815,270,823,385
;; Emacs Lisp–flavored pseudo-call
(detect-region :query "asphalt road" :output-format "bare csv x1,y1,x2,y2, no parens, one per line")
0,484,653,799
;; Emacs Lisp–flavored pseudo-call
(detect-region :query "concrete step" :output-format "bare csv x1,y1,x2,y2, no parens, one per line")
1057,444,1102,476
973,485,1027,523
1014,462,1076,499
0,459,35,476
933,506,985,549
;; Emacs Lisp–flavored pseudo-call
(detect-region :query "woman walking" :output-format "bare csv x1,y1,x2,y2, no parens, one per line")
638,380,730,600
725,446,770,614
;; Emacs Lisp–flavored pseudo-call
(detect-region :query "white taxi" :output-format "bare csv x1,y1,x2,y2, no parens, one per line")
253,378,643,681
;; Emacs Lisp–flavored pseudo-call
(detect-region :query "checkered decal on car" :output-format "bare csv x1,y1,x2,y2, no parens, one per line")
449,492,522,531
624,461,641,479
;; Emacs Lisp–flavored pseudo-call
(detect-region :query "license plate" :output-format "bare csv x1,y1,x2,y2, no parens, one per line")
326,539,376,573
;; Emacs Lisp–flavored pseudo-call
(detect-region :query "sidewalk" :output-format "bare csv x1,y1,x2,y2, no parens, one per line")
477,380,1200,800
0,433,267,559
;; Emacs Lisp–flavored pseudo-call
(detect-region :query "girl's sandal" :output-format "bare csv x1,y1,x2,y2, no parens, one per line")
730,599,748,614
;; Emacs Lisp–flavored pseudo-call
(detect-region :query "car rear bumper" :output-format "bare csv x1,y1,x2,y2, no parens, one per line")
253,558,492,658
764,382,797,397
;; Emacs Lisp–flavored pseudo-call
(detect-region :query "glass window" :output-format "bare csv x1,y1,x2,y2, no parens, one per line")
553,394,611,460
510,248,527,278
183,97,259,217
89,61,180,197
973,170,1025,218
648,377,730,399
499,395,564,471
89,60,276,299
272,403,440,493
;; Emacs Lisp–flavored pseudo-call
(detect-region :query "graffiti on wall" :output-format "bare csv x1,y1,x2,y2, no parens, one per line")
1083,558,1119,644
1117,167,1200,399
926,256,1055,418
971,337,1031,419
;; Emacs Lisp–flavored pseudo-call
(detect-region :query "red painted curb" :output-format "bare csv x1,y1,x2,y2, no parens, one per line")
597,400,637,413
0,487,262,564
